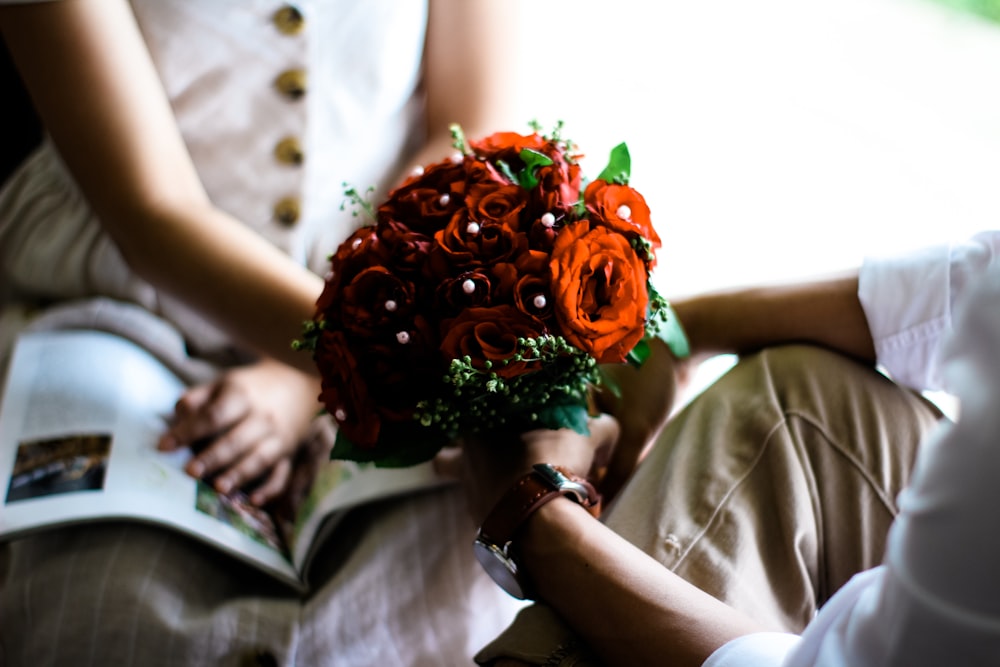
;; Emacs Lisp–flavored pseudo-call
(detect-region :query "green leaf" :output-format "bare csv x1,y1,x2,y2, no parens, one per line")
532,402,591,435
657,312,691,360
596,366,624,400
495,159,519,185
626,337,651,367
329,428,449,468
596,142,631,185
517,148,554,190
330,431,369,462
449,122,471,154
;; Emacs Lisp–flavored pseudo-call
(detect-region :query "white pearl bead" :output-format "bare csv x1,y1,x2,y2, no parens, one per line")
466,222,480,235
334,407,347,421
541,212,556,227
533,294,547,309
450,151,464,164
616,204,632,220
411,165,425,177
462,279,476,294
439,194,450,206
396,331,411,344
385,300,397,312
352,238,362,249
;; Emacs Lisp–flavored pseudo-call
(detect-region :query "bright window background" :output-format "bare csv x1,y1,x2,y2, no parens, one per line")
511,0,1000,404
513,0,1000,297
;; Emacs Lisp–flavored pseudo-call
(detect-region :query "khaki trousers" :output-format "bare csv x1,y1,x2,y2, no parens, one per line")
477,345,944,666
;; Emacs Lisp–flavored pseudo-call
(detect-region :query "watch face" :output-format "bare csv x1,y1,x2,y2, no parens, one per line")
473,539,529,600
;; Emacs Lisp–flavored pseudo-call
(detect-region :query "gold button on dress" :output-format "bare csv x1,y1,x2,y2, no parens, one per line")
273,196,301,226
274,136,304,165
272,5,305,36
274,69,307,100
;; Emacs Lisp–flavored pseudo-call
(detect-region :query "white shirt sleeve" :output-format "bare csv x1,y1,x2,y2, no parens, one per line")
780,263,1000,666
704,233,1000,667
857,230,1000,391
702,633,802,667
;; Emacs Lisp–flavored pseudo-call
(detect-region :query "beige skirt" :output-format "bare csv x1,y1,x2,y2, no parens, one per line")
0,298,526,667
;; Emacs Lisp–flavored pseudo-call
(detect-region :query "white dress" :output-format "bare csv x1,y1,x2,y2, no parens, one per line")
0,2,524,665
0,0,427,355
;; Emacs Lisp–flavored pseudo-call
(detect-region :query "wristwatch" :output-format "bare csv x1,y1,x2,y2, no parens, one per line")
473,463,600,600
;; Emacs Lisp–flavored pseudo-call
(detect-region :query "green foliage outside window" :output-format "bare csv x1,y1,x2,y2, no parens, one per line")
925,0,1000,23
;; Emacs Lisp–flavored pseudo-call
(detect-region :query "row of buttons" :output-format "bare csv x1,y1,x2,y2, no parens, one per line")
272,4,305,227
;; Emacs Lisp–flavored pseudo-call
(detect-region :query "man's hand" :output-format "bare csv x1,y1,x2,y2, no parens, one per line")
594,336,683,502
436,416,619,526
157,358,321,505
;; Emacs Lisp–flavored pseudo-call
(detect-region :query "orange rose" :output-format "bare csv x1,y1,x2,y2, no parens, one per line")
584,180,661,265
549,221,648,363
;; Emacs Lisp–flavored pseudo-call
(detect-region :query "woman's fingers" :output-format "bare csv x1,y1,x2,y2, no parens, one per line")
248,458,292,506
190,414,271,484
158,379,249,451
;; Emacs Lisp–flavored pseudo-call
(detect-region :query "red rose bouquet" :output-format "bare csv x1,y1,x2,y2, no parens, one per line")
296,122,688,466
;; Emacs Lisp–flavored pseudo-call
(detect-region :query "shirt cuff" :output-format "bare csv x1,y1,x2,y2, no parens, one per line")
702,632,801,667
858,242,951,391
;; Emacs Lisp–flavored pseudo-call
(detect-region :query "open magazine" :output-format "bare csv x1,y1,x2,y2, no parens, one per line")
0,329,449,592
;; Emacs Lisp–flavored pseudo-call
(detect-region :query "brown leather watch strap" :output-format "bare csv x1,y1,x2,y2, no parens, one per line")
478,465,600,546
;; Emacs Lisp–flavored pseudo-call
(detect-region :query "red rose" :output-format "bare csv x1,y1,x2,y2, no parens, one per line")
584,180,661,265
470,131,547,163
375,220,435,277
378,158,467,234
316,226,385,316
462,157,509,188
549,221,649,363
314,330,381,448
432,210,529,271
435,268,496,314
465,182,529,229
354,313,441,423
377,186,460,235
505,249,555,323
340,266,417,338
534,146,582,215
440,305,546,379
524,214,563,253
514,273,555,325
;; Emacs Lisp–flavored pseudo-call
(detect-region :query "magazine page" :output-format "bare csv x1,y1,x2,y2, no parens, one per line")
0,329,303,590
287,457,451,575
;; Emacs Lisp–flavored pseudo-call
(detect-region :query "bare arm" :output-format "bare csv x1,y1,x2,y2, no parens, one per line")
406,0,524,171
0,0,322,371
0,0,524,369
520,497,767,667
454,422,768,667
672,271,875,364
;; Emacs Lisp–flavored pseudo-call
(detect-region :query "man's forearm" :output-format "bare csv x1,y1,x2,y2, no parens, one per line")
672,271,875,363
518,498,767,667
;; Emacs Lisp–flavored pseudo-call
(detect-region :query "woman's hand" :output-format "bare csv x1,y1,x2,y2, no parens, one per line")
157,358,321,505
